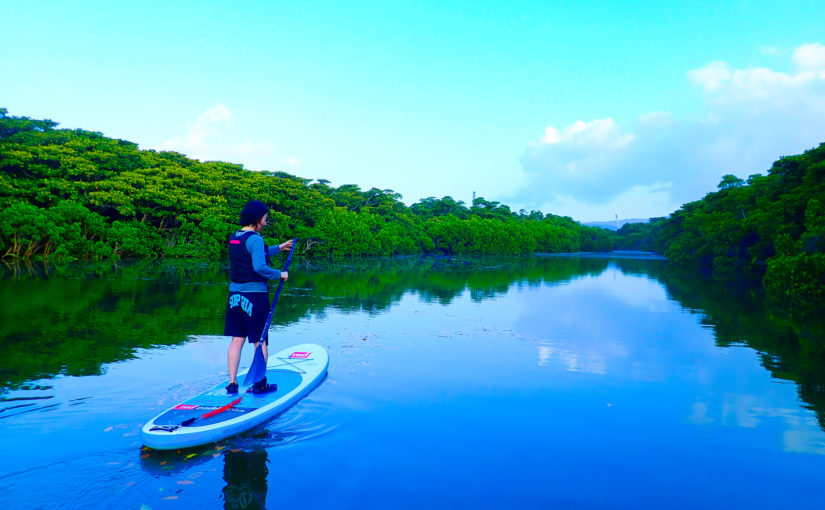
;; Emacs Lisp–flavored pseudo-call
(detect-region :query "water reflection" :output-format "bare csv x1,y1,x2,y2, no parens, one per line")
689,395,825,455
1,254,824,435
537,343,609,374
139,443,221,476
0,256,615,388
222,450,268,510
138,444,270,508
622,261,825,430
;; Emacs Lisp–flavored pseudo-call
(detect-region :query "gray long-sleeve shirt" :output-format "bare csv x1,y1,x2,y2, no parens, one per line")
228,232,282,293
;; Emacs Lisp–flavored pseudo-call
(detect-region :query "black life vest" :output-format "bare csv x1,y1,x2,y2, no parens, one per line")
228,230,271,283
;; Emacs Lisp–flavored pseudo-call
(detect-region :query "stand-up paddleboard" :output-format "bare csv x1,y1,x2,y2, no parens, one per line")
142,343,328,450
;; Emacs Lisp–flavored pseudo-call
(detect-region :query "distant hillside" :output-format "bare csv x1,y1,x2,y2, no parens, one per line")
582,218,649,231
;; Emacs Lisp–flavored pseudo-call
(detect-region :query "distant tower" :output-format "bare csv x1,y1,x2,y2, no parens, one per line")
472,191,476,204
615,214,619,230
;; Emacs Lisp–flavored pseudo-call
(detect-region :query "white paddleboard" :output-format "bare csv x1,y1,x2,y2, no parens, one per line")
141,343,328,450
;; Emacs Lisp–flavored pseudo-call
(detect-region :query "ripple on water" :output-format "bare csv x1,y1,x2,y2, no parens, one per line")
226,397,339,450
0,395,58,419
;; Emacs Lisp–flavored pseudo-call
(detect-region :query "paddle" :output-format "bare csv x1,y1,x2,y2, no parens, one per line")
179,388,253,427
148,385,254,431
243,238,298,386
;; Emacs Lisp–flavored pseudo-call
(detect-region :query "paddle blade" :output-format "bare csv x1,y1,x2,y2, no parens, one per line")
243,343,267,386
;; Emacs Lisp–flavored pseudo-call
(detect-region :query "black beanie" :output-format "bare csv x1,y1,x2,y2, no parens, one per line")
240,200,269,226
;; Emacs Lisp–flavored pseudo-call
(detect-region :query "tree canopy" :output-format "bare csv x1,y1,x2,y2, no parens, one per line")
0,109,612,262
613,142,825,311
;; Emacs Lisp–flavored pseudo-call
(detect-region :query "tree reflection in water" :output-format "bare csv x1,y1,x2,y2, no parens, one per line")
2,255,824,430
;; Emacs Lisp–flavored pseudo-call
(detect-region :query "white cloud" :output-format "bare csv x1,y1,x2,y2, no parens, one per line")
636,111,675,129
195,103,233,129
793,42,825,70
513,43,825,221
535,182,676,222
535,118,634,148
158,104,276,170
282,156,304,168
760,46,783,57
687,61,731,91
691,63,821,103
168,104,233,152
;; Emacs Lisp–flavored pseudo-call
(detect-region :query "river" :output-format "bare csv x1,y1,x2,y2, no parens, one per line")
1,253,824,509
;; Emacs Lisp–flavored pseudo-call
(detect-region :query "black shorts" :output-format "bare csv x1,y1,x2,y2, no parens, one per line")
224,291,270,343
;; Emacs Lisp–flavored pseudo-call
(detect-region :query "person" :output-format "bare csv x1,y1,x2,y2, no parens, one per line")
224,200,294,394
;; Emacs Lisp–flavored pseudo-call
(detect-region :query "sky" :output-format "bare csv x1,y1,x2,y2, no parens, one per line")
2,0,825,222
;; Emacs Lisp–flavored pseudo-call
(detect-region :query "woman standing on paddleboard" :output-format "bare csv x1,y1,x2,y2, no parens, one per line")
224,200,293,395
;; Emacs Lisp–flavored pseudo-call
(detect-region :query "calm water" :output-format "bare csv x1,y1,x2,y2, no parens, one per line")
1,254,825,509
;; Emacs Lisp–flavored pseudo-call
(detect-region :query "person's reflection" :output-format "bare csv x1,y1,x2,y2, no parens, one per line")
222,449,269,510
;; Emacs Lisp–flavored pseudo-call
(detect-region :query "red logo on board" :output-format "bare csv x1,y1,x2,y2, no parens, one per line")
290,351,311,359
174,404,199,410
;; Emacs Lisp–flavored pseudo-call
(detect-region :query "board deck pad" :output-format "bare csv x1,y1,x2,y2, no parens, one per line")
142,344,328,450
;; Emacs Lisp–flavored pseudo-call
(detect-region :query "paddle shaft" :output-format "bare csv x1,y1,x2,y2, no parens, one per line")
259,238,298,344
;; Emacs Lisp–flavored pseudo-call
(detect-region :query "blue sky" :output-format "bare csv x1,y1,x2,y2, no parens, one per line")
3,0,825,221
